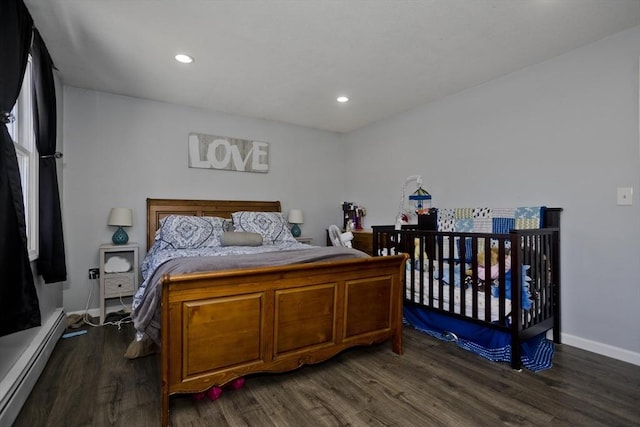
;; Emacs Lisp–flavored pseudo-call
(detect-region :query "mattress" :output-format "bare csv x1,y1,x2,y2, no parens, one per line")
132,242,369,344
406,276,510,322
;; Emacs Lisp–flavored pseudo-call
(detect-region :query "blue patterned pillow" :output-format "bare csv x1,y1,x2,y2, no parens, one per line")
232,211,297,245
157,215,226,249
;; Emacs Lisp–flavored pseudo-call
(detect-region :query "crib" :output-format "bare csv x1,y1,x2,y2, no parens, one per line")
373,207,561,370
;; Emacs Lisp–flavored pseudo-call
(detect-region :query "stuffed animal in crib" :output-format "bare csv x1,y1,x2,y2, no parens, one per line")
466,247,511,280
483,247,500,265
409,238,429,270
414,238,428,260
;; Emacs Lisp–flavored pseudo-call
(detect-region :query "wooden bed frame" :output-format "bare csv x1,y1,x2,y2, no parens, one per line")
146,199,407,426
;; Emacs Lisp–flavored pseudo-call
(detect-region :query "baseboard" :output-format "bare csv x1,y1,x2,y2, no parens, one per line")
561,332,640,366
0,308,66,426
67,305,132,321
67,307,100,318
67,312,639,366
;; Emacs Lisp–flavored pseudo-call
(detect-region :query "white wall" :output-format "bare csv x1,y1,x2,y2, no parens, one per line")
344,26,640,362
61,26,639,364
62,89,346,313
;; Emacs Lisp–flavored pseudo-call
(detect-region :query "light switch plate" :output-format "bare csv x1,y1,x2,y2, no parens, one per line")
617,187,633,205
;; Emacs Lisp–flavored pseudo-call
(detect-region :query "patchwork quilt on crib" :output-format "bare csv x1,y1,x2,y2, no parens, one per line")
436,206,544,233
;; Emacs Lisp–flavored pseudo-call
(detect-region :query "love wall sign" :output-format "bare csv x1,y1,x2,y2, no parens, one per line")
188,133,269,173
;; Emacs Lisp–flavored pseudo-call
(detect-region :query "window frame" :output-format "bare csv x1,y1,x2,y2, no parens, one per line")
8,57,39,261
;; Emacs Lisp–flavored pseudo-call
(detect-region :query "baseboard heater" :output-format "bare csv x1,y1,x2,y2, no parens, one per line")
0,308,66,426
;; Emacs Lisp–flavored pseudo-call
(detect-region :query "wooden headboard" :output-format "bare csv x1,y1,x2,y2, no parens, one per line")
146,198,282,250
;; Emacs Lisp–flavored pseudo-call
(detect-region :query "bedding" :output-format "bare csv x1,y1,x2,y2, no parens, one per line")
436,206,543,233
231,211,298,244
131,242,368,346
405,260,533,318
402,306,555,372
131,209,309,354
406,273,511,322
155,214,228,249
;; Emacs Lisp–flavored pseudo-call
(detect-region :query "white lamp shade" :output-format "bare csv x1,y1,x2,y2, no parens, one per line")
108,208,133,227
287,209,304,224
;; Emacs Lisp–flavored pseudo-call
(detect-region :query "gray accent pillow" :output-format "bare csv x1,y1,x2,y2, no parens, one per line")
221,231,263,247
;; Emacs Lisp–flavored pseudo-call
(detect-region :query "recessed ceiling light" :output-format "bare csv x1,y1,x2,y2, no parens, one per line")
337,96,349,103
175,54,194,64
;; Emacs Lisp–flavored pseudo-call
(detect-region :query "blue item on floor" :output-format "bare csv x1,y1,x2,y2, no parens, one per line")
62,329,88,339
403,305,554,372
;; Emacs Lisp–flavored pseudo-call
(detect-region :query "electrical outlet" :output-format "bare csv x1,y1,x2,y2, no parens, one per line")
617,187,633,206
88,268,100,280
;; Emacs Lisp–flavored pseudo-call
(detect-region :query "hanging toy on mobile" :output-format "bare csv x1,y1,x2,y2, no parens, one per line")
395,174,431,230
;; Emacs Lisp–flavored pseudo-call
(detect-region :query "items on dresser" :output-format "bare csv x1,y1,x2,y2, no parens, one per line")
341,202,366,231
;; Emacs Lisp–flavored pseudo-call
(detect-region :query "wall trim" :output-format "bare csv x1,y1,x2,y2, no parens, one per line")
66,305,131,321
64,313,640,366
0,308,66,426
561,332,640,366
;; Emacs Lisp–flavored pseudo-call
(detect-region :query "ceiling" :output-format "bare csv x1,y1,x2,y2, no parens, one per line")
24,1,639,133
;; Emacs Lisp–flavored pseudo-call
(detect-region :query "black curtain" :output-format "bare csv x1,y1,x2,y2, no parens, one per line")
0,0,41,336
32,29,66,284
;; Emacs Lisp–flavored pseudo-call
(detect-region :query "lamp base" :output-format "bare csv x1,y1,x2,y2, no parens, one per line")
291,224,301,238
112,226,129,245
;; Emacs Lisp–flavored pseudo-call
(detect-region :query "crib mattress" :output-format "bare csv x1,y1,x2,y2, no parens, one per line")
406,276,510,322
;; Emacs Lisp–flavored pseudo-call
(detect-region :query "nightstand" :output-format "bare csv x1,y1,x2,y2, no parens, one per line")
99,243,139,325
295,236,313,244
351,230,373,255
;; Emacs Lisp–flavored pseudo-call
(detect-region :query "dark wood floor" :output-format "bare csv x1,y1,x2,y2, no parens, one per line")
14,321,640,427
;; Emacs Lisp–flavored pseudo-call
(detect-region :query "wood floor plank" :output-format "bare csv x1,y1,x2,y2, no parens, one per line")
13,322,640,427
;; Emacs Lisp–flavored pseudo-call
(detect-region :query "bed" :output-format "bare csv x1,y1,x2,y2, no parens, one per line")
372,207,561,371
129,198,407,427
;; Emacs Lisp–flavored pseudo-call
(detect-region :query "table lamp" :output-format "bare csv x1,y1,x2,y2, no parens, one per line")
108,207,133,244
287,209,304,237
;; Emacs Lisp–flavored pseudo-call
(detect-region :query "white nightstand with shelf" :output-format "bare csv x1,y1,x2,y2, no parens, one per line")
99,243,139,325
295,236,313,244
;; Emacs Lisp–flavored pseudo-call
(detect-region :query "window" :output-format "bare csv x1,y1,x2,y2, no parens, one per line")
8,58,38,261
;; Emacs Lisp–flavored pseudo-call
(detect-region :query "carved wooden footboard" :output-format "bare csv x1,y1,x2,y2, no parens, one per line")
160,254,407,427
